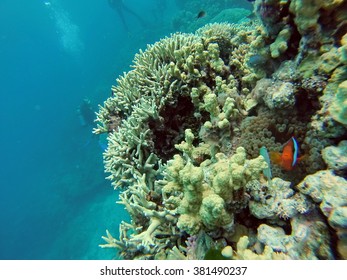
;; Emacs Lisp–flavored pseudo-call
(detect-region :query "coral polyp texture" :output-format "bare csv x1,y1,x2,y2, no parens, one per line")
95,1,347,260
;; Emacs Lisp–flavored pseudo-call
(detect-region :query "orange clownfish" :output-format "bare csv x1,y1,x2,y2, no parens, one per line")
269,137,304,171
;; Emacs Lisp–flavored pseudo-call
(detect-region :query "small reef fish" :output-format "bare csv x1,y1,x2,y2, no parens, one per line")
260,146,272,187
248,54,268,68
260,146,272,180
196,11,206,19
78,98,95,127
269,137,304,171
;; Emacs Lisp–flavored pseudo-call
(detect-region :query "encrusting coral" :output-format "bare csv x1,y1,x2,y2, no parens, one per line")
95,0,347,260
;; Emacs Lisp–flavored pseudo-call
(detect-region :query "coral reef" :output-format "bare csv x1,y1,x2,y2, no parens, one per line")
252,0,347,135
96,22,266,259
95,0,347,260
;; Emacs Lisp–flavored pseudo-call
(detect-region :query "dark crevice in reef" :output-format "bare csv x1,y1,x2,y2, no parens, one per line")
234,208,263,233
315,205,341,259
148,95,207,162
294,86,321,122
285,19,301,60
320,1,347,46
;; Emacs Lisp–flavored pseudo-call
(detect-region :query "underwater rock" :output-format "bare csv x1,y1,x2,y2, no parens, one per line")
252,78,295,109
329,81,347,126
297,170,347,206
269,26,292,58
233,211,333,260
257,224,288,252
329,207,347,229
297,170,347,233
254,0,286,37
322,140,347,171
256,212,333,259
338,237,347,259
247,177,311,220
264,81,295,109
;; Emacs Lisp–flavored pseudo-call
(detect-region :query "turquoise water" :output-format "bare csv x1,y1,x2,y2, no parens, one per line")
0,0,252,259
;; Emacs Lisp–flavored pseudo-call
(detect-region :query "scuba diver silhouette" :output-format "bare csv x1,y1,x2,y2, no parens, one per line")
78,98,95,127
108,0,146,31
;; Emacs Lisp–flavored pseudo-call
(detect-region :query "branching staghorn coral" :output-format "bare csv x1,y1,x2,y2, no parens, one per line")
100,173,180,259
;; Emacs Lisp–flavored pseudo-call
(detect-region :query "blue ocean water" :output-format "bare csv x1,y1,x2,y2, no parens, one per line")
0,0,252,259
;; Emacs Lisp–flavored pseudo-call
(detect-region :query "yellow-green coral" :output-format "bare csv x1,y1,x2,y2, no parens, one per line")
163,130,267,236
329,81,347,126
270,27,292,58
289,0,344,34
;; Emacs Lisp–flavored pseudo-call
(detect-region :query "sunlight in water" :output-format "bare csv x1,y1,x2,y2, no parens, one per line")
45,1,84,55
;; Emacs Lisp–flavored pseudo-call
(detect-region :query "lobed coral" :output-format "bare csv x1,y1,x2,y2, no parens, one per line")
163,129,266,237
